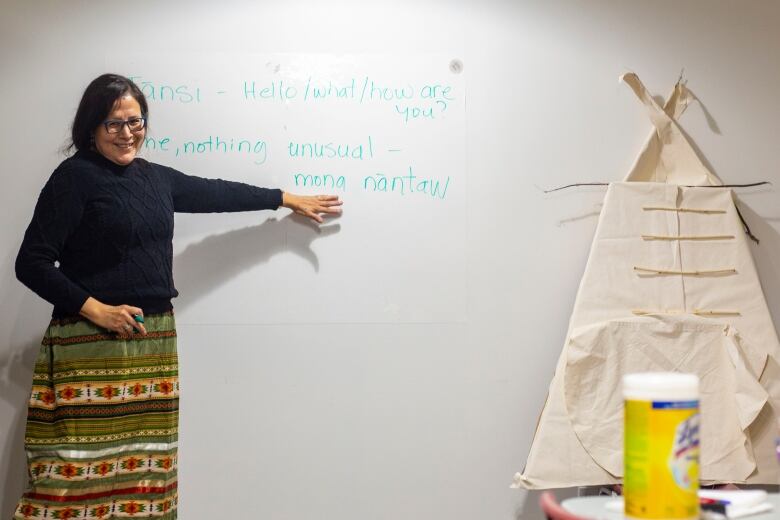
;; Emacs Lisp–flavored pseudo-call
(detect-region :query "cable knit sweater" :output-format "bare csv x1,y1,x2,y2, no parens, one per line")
16,150,282,318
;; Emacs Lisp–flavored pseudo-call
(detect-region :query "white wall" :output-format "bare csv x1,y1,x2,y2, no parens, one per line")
2,1,779,519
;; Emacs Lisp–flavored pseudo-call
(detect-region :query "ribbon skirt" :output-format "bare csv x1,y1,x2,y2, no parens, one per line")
14,312,179,519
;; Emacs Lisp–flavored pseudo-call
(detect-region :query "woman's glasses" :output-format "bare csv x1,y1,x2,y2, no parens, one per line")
102,117,146,134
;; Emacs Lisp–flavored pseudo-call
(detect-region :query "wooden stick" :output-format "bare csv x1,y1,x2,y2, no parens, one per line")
734,203,760,245
544,181,770,193
642,206,726,214
693,309,741,316
631,308,741,316
641,234,734,241
633,266,737,276
632,309,683,315
543,182,609,193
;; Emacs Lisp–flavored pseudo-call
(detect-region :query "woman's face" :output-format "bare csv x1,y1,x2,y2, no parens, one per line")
93,95,145,165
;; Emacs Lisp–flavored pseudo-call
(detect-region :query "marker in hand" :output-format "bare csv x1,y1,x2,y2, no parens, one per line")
132,314,144,333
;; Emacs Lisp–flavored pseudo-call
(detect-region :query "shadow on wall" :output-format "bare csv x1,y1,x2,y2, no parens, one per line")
172,212,341,312
738,198,780,332
0,213,340,517
0,287,51,519
0,338,40,519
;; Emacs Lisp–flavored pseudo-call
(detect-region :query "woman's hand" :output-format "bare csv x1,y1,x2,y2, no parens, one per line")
282,193,342,224
79,297,147,335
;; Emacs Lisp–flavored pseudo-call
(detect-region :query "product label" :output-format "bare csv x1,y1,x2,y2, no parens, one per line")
624,399,700,520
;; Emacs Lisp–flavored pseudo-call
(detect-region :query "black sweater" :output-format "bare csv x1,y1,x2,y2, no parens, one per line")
16,150,282,318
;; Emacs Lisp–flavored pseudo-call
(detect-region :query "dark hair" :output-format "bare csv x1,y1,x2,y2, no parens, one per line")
67,74,148,153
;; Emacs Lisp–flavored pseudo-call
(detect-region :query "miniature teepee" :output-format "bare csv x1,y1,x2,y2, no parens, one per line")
514,73,780,489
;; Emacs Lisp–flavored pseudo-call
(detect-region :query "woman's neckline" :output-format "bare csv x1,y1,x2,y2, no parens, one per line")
76,148,136,173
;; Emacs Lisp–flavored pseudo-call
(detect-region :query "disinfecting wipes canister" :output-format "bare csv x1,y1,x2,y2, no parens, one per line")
623,372,700,520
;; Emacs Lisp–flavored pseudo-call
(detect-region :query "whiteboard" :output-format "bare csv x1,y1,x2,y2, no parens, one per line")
115,54,466,324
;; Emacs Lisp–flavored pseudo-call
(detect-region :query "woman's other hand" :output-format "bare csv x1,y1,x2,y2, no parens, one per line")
282,193,343,224
79,297,147,335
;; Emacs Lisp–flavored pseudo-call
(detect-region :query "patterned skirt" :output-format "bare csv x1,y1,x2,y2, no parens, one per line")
14,312,179,520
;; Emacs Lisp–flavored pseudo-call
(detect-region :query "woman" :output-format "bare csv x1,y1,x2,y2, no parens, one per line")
13,73,341,519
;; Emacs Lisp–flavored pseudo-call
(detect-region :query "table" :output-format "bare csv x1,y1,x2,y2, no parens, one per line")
561,494,780,520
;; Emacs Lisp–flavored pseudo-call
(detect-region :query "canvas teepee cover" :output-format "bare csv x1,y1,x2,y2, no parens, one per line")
514,73,780,489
